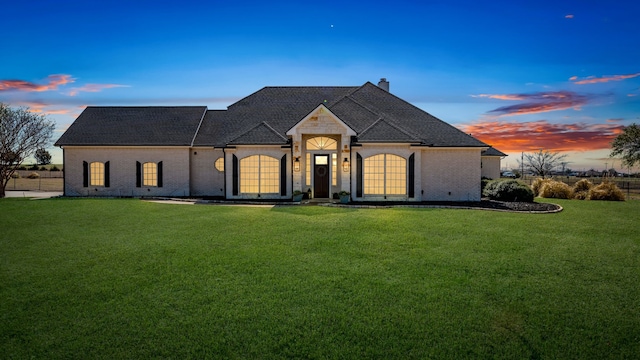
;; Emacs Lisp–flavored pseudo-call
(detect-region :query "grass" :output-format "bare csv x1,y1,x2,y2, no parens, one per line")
1,199,639,359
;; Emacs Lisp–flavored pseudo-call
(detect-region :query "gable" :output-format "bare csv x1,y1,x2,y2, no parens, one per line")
286,105,356,136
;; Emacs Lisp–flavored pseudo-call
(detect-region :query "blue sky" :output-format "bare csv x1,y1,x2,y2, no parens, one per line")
2,0,639,171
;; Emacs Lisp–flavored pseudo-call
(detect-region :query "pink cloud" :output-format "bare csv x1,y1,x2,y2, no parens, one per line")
480,91,591,116
458,120,624,152
0,74,75,92
565,14,574,19
570,73,640,85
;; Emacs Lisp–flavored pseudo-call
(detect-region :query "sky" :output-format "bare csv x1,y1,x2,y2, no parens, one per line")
2,0,639,172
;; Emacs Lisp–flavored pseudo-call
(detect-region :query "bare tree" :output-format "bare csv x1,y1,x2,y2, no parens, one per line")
518,149,567,177
1,103,55,197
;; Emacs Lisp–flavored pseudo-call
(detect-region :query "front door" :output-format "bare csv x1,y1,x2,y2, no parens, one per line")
314,155,330,198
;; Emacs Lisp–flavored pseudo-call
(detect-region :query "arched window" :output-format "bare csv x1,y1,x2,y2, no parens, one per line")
240,155,279,193
90,162,104,186
364,154,406,195
306,137,337,150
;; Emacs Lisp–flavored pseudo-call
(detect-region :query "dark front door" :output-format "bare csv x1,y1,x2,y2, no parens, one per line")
314,155,330,198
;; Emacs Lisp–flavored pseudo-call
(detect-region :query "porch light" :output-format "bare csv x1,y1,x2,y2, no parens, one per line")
294,157,301,172
342,157,349,172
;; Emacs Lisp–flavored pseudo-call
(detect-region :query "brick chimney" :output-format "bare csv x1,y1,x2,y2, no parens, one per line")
377,78,389,92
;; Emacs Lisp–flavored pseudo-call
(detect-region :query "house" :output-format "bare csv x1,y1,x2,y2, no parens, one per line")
481,147,507,180
55,79,505,201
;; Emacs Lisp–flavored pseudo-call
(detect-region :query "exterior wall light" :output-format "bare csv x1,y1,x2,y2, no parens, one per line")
342,157,349,172
294,157,301,172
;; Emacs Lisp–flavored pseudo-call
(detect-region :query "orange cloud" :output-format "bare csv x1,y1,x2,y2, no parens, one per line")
570,73,640,84
68,84,129,96
472,94,526,101
0,74,75,92
481,91,591,116
458,120,624,152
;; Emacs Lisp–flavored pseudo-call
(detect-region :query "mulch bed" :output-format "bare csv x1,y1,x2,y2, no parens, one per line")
345,199,562,213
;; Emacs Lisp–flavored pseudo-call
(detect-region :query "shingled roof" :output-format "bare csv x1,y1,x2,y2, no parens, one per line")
57,82,489,149
55,106,207,146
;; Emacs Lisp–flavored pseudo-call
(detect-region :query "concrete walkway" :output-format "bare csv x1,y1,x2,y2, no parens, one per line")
4,191,63,199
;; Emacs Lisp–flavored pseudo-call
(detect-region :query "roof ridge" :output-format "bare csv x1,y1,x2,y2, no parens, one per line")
359,117,421,141
190,107,209,147
260,121,289,142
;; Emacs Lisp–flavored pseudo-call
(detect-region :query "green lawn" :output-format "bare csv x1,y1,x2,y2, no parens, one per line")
1,199,639,359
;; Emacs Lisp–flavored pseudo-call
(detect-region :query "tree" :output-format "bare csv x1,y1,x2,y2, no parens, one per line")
35,148,52,165
0,103,55,198
610,123,640,168
518,149,567,177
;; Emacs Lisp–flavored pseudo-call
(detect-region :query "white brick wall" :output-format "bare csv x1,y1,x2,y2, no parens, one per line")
190,148,225,197
481,156,501,180
63,146,191,197
421,148,481,201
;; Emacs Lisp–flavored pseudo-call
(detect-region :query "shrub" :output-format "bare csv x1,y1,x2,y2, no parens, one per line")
483,179,534,202
17,165,27,170
50,165,61,171
539,180,573,199
28,164,39,171
11,172,20,179
531,177,552,197
481,177,492,192
573,179,593,200
39,166,48,171
588,181,625,201
27,172,40,179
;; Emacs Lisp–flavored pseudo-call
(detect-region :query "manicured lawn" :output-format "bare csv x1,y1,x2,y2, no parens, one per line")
1,198,639,358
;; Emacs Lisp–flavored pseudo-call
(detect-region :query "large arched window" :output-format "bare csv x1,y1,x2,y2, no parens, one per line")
306,136,337,150
364,154,406,195
240,155,279,193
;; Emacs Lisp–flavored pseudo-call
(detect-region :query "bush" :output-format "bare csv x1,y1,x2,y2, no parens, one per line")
50,165,61,171
27,172,40,179
531,178,552,197
588,181,625,201
573,179,593,200
483,179,534,202
39,166,47,171
539,180,573,199
11,172,20,179
481,177,492,192
28,164,39,171
17,165,27,170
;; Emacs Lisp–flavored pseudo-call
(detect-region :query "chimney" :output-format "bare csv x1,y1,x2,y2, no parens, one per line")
378,78,389,92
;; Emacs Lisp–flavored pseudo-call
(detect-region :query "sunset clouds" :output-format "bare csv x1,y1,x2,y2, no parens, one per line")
474,91,591,116
570,73,640,85
458,120,624,152
0,74,75,92
0,74,128,96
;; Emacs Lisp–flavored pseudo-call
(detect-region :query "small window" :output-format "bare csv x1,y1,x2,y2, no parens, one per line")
215,157,224,172
143,162,157,187
90,162,104,186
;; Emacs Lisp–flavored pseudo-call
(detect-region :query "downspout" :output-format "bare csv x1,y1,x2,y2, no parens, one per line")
222,147,227,199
